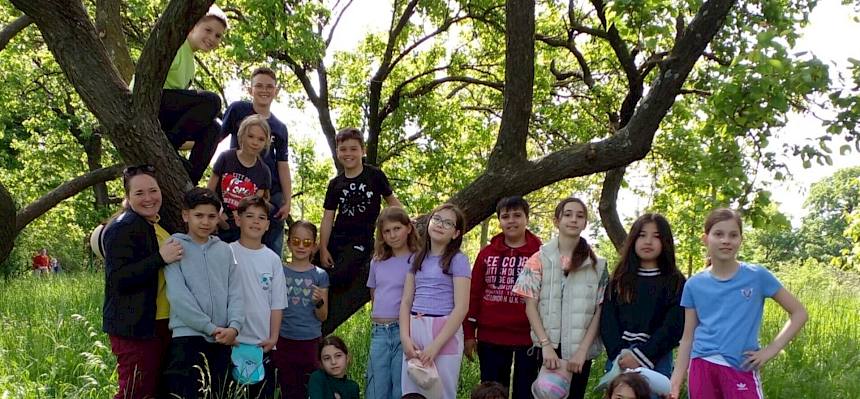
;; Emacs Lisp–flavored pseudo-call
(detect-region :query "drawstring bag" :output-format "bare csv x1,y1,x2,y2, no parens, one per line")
231,343,264,385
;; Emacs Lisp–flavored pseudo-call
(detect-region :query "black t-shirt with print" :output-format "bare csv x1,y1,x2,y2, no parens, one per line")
323,164,393,238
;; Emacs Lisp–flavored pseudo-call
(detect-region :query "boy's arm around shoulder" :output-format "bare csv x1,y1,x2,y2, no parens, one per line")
164,254,218,335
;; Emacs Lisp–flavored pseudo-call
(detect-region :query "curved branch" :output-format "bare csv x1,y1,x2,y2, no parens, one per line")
15,164,124,233
0,15,32,52
599,167,627,251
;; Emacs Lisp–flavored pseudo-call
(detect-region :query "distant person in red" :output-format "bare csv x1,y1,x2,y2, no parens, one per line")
32,249,51,276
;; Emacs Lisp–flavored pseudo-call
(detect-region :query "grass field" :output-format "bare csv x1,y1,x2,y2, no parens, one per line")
1,272,858,398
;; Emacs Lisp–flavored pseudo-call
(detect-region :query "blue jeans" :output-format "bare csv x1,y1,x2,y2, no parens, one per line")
263,191,285,258
366,322,402,399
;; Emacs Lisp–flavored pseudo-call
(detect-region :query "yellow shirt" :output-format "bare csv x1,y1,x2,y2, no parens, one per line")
154,224,171,320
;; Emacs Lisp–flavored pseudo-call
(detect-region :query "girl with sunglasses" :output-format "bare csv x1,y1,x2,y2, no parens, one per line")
271,220,330,399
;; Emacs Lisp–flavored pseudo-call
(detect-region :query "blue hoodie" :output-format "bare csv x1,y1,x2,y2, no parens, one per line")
164,233,244,341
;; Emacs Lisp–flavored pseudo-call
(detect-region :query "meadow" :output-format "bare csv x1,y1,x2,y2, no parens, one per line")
1,272,857,398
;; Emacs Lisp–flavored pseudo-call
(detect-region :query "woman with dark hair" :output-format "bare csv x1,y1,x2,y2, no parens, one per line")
102,165,183,399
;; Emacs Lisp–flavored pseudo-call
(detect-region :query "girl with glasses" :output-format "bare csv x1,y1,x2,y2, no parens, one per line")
399,203,471,398
272,220,330,399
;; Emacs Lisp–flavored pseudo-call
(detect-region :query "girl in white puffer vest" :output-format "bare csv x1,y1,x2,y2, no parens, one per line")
513,197,608,399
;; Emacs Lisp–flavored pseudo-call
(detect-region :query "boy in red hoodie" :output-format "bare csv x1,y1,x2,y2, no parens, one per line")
464,196,542,398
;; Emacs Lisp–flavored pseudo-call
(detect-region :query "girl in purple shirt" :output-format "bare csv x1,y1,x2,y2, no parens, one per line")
399,204,471,399
366,207,420,399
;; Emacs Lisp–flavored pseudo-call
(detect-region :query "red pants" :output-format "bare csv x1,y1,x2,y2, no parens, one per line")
689,357,763,399
270,336,320,399
108,320,171,399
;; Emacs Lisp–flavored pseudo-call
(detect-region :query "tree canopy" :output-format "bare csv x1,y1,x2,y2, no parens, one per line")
2,0,859,327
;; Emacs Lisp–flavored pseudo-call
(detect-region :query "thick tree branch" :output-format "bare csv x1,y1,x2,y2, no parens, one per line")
132,0,213,115
0,15,32,52
15,164,124,233
449,0,737,232
599,167,627,250
96,0,135,83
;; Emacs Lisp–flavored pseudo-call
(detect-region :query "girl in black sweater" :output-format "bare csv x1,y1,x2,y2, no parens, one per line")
600,213,685,378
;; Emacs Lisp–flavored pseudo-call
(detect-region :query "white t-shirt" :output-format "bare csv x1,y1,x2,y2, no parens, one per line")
230,241,288,345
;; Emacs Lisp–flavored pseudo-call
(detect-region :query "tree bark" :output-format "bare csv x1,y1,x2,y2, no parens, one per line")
0,182,16,266
96,0,135,83
488,0,533,168
599,167,627,250
15,165,124,233
0,15,31,52
12,0,214,233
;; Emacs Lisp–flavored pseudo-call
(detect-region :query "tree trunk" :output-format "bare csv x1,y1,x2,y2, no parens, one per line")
0,182,16,266
82,132,111,207
480,218,490,248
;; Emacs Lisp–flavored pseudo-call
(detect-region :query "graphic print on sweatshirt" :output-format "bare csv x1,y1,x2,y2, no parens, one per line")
483,254,530,304
287,276,316,308
220,172,260,211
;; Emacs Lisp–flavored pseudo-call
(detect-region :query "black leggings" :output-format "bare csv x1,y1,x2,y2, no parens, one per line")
158,89,221,184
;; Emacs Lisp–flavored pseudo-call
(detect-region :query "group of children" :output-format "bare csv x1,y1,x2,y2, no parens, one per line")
108,4,809,398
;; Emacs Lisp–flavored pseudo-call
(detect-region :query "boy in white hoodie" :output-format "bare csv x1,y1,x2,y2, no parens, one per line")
163,187,244,399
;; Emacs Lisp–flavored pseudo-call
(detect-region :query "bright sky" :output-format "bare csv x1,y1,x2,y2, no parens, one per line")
218,1,860,225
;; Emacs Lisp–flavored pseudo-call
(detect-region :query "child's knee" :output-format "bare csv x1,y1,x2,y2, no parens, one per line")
200,90,221,115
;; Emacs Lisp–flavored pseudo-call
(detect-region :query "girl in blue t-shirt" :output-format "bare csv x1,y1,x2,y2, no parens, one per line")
600,213,685,379
366,207,420,399
399,203,471,399
271,220,330,399
669,208,808,399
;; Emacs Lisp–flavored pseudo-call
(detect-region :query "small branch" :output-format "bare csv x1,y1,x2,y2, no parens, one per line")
679,88,712,97
325,0,356,47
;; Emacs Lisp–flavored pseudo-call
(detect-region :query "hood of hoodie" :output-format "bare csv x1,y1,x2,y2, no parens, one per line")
487,229,542,256
172,233,222,250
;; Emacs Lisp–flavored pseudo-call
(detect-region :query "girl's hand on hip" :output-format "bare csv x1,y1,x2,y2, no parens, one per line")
742,347,775,370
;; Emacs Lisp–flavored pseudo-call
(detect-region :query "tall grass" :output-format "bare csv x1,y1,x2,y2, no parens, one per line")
1,272,858,398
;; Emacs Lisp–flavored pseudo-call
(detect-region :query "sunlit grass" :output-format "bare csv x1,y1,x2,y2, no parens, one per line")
1,272,857,398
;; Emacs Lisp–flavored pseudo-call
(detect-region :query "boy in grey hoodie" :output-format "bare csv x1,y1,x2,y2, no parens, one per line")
162,188,244,399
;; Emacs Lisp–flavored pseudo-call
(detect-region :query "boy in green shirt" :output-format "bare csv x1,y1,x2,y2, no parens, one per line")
157,4,227,185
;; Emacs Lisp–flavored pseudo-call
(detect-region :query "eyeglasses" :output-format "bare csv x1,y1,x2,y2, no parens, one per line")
289,237,315,248
430,215,456,230
123,164,155,177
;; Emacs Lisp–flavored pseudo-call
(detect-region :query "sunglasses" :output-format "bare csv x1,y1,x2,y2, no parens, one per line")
123,164,156,178
289,237,315,248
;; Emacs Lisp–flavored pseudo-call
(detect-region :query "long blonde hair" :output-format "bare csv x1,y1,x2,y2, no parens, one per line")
373,207,420,260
